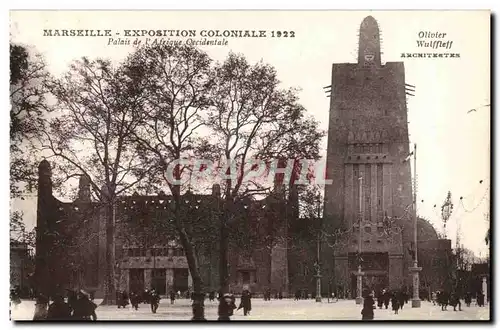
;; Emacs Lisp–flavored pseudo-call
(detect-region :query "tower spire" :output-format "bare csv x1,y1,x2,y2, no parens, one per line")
358,16,381,66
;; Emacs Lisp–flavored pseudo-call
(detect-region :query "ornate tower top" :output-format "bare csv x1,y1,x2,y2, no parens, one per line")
358,16,381,67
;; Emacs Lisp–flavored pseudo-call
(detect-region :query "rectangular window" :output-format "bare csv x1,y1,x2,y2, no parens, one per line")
365,165,371,222
377,164,383,220
353,164,360,223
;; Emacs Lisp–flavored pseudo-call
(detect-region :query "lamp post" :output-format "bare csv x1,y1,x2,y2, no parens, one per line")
315,194,322,302
408,143,422,308
355,176,364,305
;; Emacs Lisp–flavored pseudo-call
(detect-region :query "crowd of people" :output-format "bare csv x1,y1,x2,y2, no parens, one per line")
360,288,489,320
10,284,489,321
29,290,97,321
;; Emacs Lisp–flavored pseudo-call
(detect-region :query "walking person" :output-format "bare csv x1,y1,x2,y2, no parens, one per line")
376,290,384,309
218,293,237,321
72,291,97,321
464,292,472,307
10,288,21,310
237,290,252,316
383,290,390,309
432,291,437,305
33,293,49,320
391,292,400,315
170,290,176,304
150,289,160,314
361,292,375,320
398,291,405,310
130,292,140,310
440,291,449,311
46,295,72,320
449,292,462,311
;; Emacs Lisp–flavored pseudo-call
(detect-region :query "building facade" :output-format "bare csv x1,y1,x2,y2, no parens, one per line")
34,160,292,298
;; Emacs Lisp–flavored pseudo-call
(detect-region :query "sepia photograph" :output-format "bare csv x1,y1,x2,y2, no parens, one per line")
8,10,491,321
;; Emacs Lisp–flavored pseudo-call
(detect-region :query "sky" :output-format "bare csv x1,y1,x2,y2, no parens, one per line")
9,10,490,256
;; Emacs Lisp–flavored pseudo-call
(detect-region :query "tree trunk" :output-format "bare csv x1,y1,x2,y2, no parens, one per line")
177,227,206,321
172,183,206,320
218,197,231,320
100,201,116,305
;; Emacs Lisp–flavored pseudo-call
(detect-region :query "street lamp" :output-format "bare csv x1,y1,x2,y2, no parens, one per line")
406,144,422,308
315,193,322,302
355,176,364,305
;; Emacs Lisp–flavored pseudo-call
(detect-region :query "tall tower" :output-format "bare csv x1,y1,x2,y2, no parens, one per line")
323,16,414,294
35,160,55,296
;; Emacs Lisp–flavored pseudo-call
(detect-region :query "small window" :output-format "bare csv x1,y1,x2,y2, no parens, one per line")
364,226,372,233
364,240,370,244
377,240,383,244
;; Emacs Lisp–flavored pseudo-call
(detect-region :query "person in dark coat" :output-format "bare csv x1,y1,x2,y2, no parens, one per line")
116,290,122,308
72,291,97,321
383,290,390,309
376,290,384,309
361,292,375,320
130,292,140,310
237,290,252,316
440,291,449,311
464,292,472,307
46,295,72,320
33,293,49,320
449,292,461,311
398,291,405,310
218,293,237,321
10,288,21,309
150,289,160,314
120,291,129,308
391,292,400,314
477,292,485,307
143,290,150,304
67,290,78,314
170,290,176,304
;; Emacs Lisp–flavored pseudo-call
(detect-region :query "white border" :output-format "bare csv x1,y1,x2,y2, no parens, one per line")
2,2,497,330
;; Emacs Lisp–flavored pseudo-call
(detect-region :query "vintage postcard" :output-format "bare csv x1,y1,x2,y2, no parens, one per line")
9,10,490,321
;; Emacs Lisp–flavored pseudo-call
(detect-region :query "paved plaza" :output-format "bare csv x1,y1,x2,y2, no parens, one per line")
11,298,490,321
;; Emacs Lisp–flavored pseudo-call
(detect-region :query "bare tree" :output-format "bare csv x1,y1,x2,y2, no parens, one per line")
207,53,324,305
125,44,214,320
41,57,153,304
10,43,51,198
